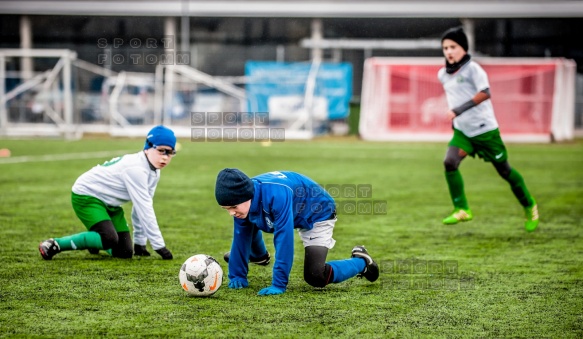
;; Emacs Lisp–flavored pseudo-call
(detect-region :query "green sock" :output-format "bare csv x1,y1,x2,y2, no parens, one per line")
506,168,535,207
445,170,469,210
55,231,103,251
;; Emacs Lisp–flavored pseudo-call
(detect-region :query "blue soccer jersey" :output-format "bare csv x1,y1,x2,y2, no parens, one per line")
228,171,335,289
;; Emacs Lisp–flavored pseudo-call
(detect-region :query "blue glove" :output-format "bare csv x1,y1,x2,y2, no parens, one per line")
257,286,286,296
228,278,249,289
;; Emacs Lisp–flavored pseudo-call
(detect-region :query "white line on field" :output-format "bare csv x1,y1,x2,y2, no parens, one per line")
0,150,136,165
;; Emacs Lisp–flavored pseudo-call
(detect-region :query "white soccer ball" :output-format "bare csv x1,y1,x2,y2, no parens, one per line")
179,254,223,297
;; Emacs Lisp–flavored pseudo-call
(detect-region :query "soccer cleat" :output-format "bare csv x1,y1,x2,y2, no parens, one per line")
88,248,100,255
351,245,379,282
39,238,61,260
442,208,473,225
223,251,271,266
524,201,539,232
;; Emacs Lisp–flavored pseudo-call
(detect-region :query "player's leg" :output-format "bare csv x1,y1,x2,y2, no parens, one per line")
39,193,116,260
111,232,133,258
492,160,535,207
483,129,538,231
321,246,380,284
108,207,133,258
444,146,470,210
303,245,334,287
87,220,119,251
223,224,270,265
249,225,270,264
492,160,538,231
300,217,336,287
40,219,117,260
442,130,474,224
300,215,378,286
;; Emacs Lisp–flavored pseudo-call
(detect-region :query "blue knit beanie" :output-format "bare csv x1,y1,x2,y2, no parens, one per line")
215,168,254,206
144,125,176,150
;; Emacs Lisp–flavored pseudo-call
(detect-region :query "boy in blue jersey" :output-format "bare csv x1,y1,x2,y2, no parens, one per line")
215,168,379,296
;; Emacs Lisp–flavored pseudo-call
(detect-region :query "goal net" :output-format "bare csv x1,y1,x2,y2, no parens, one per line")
359,57,576,142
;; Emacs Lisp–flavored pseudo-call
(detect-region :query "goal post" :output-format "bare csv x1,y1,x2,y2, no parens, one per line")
359,57,576,142
0,49,77,138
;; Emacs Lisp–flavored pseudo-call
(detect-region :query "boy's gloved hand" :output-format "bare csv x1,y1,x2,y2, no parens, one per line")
228,278,249,289
155,247,173,260
134,244,151,256
257,285,285,296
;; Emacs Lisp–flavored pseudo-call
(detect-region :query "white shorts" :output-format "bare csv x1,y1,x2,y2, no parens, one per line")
298,218,337,249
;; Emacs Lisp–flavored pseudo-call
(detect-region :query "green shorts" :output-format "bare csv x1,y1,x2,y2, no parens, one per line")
71,192,129,232
448,128,508,163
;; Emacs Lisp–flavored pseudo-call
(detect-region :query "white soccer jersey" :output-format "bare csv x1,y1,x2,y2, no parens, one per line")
72,151,166,250
438,60,499,137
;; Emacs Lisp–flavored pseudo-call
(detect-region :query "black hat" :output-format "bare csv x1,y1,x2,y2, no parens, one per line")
215,168,254,206
441,26,469,52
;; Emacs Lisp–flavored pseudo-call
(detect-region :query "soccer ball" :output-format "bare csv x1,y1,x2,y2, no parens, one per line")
179,254,223,297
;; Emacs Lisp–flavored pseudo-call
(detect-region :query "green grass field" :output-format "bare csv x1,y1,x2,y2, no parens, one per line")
0,136,582,338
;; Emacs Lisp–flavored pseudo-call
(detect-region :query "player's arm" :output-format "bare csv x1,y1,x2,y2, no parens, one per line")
123,167,172,259
451,88,491,116
227,218,254,288
258,186,295,296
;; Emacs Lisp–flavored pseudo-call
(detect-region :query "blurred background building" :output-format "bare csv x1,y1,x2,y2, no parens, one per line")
1,0,582,139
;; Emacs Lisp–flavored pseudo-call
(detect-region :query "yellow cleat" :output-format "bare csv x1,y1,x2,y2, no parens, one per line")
442,209,473,225
524,202,539,232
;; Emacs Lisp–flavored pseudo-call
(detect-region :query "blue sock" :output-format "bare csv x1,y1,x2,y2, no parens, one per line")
328,258,366,283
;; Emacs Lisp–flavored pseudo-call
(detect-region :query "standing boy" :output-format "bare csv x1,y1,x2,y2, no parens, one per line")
39,125,176,260
215,168,379,296
438,26,539,231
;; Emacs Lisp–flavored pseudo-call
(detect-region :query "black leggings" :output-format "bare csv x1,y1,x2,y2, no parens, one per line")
89,220,133,258
303,246,334,288
443,146,512,179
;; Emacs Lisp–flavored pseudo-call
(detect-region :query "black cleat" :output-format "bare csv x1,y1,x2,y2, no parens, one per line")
223,251,271,266
88,248,100,255
39,238,61,260
351,245,379,282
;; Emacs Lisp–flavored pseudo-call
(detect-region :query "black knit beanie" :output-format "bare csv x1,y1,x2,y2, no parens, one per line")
441,26,469,52
215,168,254,206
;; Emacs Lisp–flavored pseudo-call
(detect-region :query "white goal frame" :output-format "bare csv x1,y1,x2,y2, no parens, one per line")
0,49,321,141
0,49,77,138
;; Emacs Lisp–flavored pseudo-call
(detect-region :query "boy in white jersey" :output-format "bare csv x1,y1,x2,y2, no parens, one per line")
438,27,539,231
39,125,176,260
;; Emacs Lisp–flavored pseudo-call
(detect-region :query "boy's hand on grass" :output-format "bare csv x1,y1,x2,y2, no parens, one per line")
134,244,151,256
257,286,285,296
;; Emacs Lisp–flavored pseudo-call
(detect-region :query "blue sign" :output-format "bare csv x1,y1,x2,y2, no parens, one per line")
245,61,352,120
